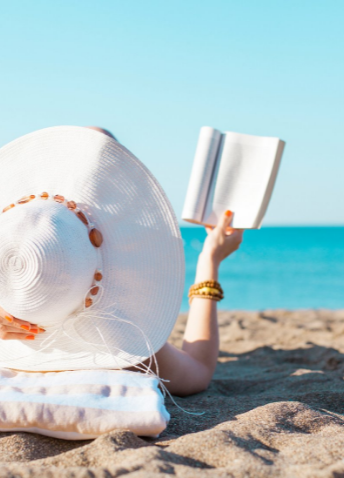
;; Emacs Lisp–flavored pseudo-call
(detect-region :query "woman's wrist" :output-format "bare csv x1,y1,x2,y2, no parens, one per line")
195,252,220,282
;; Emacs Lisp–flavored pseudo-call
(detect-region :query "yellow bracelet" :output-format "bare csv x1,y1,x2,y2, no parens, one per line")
197,286,223,295
188,280,224,305
189,280,223,294
189,288,223,299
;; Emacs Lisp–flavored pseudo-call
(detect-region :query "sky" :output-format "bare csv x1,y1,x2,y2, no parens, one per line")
0,0,343,225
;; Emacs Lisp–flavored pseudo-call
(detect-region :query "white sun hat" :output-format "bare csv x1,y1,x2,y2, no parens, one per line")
0,126,184,371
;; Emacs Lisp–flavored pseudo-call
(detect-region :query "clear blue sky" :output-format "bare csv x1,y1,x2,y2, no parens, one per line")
0,1,343,225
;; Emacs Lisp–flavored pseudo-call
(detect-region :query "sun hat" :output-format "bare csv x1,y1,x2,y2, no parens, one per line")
0,126,185,371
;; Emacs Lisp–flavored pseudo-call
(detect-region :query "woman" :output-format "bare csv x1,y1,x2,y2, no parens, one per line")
0,127,243,397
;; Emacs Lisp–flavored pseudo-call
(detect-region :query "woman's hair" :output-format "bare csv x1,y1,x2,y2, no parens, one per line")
85,126,118,142
98,128,118,141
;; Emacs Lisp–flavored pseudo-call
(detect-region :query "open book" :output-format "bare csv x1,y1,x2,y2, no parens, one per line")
182,127,285,229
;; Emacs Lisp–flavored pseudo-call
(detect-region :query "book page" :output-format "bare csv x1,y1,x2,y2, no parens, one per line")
182,127,222,223
255,139,285,228
203,132,283,228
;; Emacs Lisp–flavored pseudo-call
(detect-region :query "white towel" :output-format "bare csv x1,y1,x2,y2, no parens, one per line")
0,368,170,439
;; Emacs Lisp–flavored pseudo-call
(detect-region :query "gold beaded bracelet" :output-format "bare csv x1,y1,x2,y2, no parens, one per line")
188,280,224,305
189,280,223,292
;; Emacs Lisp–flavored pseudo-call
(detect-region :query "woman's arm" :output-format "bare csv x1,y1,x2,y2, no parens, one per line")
153,210,243,396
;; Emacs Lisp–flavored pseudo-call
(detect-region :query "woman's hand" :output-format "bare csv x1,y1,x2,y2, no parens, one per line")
0,306,45,340
202,210,243,265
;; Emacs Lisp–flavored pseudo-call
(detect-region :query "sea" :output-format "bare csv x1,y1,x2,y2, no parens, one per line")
180,226,344,312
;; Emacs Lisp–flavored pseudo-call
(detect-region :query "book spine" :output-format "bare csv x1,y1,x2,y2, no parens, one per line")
182,127,222,223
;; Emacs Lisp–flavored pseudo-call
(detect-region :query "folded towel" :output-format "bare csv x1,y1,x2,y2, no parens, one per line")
0,368,170,439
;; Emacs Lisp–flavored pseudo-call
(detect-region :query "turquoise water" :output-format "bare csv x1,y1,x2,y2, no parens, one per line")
180,226,344,312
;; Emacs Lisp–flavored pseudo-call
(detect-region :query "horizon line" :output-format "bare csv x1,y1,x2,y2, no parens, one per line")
178,223,344,228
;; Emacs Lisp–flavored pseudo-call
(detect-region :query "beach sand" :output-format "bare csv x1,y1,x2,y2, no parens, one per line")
0,310,344,477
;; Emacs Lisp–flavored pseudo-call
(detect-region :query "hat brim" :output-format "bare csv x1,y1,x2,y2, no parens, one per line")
0,126,184,371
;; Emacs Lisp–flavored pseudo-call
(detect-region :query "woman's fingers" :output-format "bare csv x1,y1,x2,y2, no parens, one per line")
0,323,44,340
225,227,244,237
206,211,235,235
0,324,44,334
11,319,44,333
225,229,244,252
0,330,36,340
0,307,45,340
0,322,45,340
0,315,44,332
201,210,244,262
1,312,15,324
216,210,233,233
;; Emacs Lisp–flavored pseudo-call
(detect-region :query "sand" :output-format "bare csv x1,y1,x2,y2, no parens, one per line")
0,310,344,477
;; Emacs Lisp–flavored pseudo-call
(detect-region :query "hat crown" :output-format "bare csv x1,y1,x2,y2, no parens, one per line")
0,200,97,325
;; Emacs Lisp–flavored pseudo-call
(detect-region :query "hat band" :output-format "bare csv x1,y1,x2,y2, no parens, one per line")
2,192,104,310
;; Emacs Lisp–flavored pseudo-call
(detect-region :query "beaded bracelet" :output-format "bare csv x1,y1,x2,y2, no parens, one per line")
188,280,224,305
189,280,223,294
189,288,223,300
195,286,224,297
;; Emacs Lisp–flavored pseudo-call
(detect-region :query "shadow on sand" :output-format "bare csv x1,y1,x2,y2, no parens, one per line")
164,343,344,437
